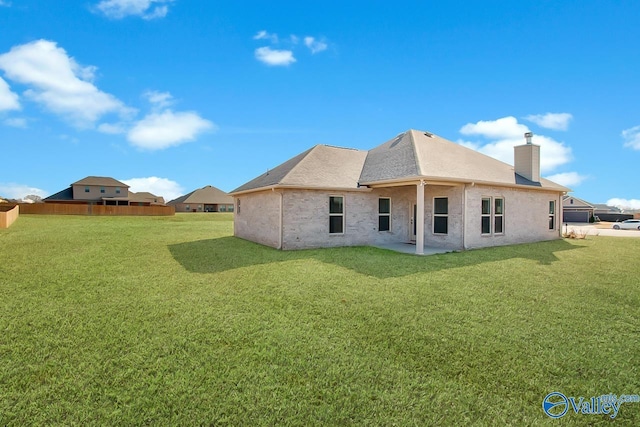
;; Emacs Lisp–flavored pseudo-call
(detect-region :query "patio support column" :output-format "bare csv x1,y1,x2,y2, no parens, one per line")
416,180,425,255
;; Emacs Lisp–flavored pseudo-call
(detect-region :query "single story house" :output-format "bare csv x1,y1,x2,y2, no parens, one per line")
230,129,569,254
45,176,165,206
562,195,594,223
167,185,234,212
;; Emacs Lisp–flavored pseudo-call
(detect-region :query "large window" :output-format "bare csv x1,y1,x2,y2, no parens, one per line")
329,196,344,234
482,197,505,235
433,197,448,234
549,201,556,230
378,198,391,232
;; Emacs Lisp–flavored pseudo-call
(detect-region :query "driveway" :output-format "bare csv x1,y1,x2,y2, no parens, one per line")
564,223,640,238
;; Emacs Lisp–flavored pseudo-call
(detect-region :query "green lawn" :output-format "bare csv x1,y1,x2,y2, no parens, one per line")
1,213,638,425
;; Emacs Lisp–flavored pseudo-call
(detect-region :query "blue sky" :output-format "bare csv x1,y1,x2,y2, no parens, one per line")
1,1,639,207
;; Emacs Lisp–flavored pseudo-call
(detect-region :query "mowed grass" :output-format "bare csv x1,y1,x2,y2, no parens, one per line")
1,214,639,426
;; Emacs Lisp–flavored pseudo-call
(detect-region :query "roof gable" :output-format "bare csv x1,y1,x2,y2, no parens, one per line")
562,195,593,208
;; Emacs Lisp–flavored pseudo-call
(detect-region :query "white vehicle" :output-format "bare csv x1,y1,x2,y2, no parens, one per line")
612,219,640,230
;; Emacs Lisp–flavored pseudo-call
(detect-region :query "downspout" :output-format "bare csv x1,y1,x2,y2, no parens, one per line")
463,182,474,250
278,189,284,250
462,184,467,250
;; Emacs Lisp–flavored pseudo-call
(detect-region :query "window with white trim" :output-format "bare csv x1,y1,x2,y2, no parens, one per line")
481,198,491,235
549,201,556,230
329,196,344,234
482,197,505,235
433,197,448,234
378,198,391,232
494,198,504,234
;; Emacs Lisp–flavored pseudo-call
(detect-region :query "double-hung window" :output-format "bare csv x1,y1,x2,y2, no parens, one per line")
482,197,505,235
549,201,556,230
378,198,391,232
433,197,448,234
329,196,344,234
481,198,492,234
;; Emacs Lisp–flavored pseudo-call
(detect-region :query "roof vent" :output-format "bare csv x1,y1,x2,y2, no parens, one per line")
424,131,433,138
524,132,533,144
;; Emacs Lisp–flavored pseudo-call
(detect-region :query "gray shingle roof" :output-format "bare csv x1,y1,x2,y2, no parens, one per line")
168,185,233,205
44,187,74,201
361,130,567,190
231,145,368,194
231,129,570,195
72,176,129,187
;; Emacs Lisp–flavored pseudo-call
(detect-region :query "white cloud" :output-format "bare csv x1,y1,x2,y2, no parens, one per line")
458,116,573,174
0,183,47,200
0,1,11,7
4,117,27,128
0,40,134,127
460,116,528,139
606,198,640,210
95,0,173,20
127,109,215,150
544,172,587,187
524,113,573,131
254,47,296,66
121,177,183,201
253,30,279,44
304,36,327,54
622,126,640,150
143,90,174,109
0,76,20,111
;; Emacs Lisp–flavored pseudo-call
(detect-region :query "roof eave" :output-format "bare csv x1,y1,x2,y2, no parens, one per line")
230,183,371,196
360,176,569,192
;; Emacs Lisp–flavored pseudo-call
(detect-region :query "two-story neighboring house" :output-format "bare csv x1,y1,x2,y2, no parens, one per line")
45,176,165,206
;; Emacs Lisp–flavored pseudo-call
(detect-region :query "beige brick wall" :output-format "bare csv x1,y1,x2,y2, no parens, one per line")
234,190,281,248
280,185,464,250
234,184,562,251
464,185,561,249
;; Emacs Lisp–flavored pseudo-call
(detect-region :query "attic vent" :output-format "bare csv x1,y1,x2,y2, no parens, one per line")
424,132,433,138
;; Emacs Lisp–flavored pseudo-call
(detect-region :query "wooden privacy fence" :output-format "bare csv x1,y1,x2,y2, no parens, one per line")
0,204,19,228
18,203,175,216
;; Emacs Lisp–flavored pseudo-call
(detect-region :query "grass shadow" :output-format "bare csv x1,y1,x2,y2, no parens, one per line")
168,237,583,279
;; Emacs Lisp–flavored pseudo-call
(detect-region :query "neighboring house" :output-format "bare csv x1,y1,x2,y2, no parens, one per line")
44,176,165,206
167,185,234,212
593,204,633,222
230,129,569,254
562,195,594,223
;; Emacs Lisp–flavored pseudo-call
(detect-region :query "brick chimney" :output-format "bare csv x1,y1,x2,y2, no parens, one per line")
514,132,540,182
